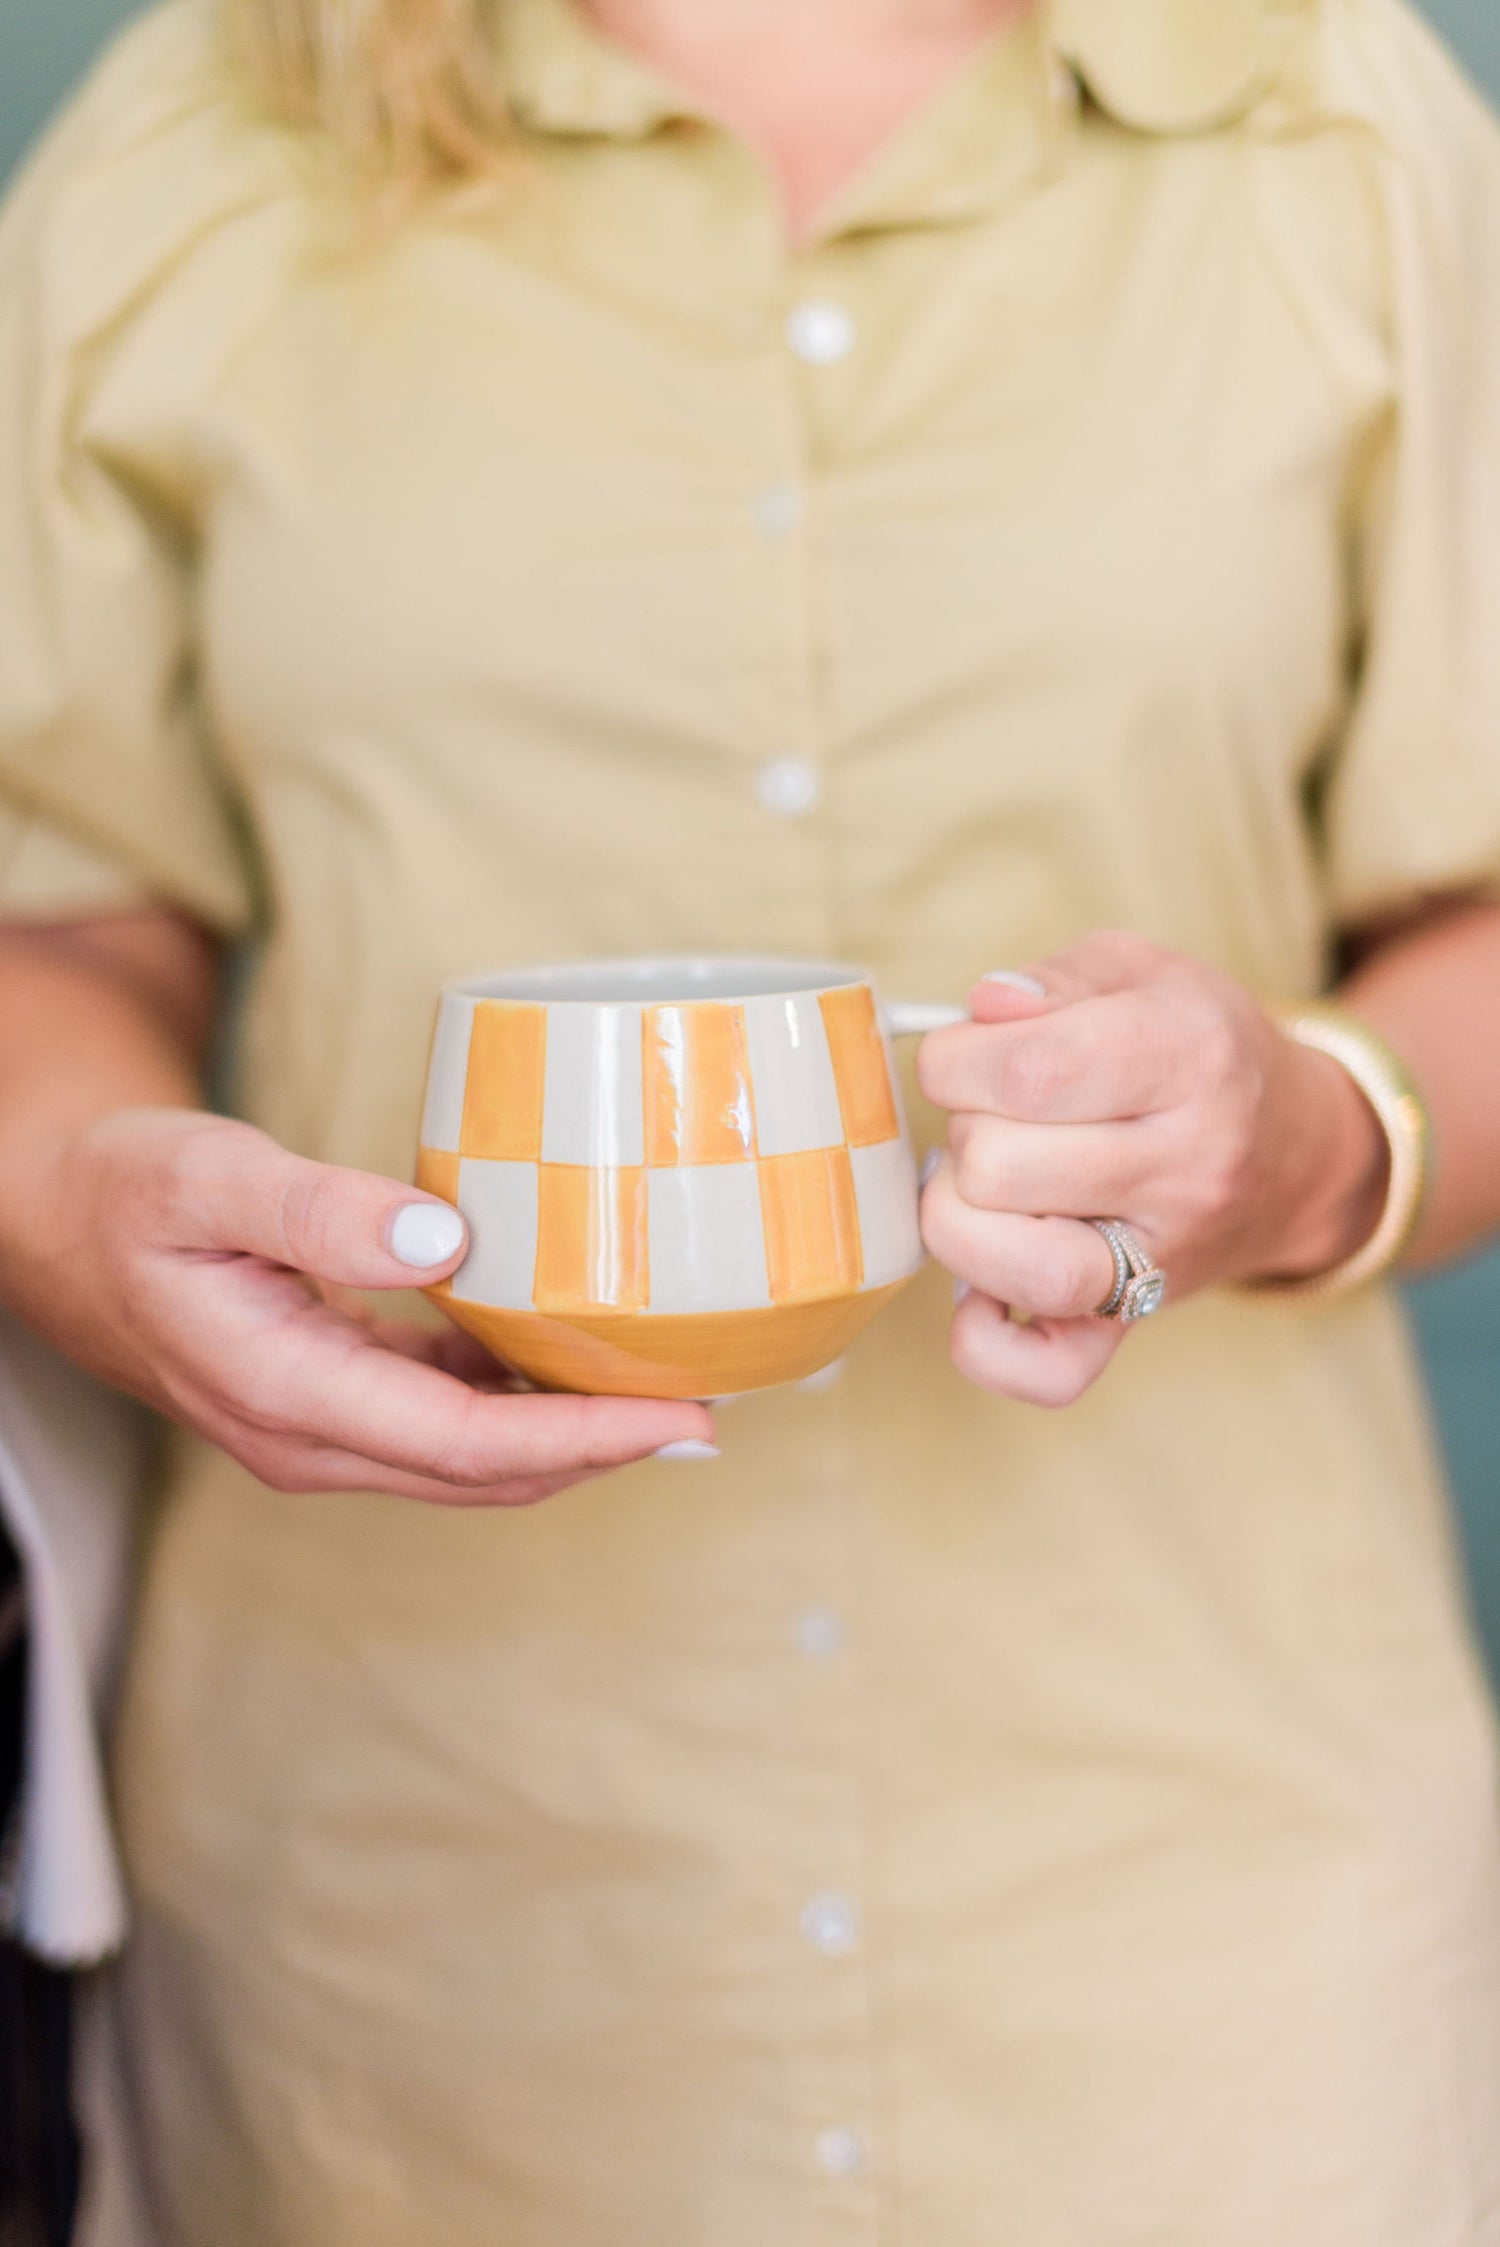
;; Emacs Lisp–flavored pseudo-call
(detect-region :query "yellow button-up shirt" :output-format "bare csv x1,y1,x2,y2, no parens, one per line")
6,2,1500,2240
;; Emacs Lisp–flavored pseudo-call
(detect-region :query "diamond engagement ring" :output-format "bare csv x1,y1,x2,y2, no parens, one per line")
1089,1220,1166,1323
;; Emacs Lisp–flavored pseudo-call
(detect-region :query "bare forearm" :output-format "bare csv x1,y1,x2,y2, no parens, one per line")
1339,896,1500,1270
0,911,217,1242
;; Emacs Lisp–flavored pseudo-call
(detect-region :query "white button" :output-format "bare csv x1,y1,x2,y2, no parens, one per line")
756,484,801,537
801,1893,859,1955
756,756,822,818
787,301,855,366
795,1608,844,1660
816,2126,868,2176
797,1354,846,1393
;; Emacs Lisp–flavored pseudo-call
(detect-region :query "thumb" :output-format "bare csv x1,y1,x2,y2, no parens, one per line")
163,1120,469,1289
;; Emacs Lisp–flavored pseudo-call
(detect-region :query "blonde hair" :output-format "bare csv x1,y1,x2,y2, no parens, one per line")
223,0,510,186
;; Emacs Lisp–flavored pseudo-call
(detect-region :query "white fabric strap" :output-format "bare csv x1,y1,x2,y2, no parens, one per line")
0,1309,144,1964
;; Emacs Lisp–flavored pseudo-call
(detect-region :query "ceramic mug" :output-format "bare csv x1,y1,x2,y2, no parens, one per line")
414,957,965,1399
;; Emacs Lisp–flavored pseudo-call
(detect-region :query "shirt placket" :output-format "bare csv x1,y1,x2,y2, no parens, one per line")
712,192,858,966
745,225,893,2236
760,1365,889,2242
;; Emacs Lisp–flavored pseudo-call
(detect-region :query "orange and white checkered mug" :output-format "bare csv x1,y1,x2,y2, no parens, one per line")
415,957,964,1398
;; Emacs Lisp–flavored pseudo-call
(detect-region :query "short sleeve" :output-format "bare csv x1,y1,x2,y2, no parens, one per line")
1318,0,1500,926
0,2,293,937
0,801,155,921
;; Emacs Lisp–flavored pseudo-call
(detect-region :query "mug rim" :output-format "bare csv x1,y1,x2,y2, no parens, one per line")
441,954,870,1008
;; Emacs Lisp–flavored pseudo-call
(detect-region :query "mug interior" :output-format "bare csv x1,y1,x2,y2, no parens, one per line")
447,956,867,1007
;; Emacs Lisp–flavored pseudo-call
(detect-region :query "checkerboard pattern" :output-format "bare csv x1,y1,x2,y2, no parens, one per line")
416,984,922,1317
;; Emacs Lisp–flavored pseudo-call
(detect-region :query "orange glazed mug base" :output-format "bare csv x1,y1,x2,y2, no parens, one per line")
427,1277,914,1400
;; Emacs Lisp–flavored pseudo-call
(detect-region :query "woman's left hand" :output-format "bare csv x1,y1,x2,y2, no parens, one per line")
917,931,1390,1407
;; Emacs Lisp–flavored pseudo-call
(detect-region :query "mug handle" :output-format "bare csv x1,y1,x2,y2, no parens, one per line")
882,1001,969,1038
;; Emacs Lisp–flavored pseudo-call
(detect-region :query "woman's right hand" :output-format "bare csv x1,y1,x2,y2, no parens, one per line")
0,1106,715,1506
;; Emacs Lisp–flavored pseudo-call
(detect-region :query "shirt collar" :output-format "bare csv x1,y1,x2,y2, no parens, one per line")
496,0,1314,191
497,0,700,140
817,14,1074,238
1051,0,1317,135
497,0,1074,233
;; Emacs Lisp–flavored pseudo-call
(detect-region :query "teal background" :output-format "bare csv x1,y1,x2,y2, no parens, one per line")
3,2,1500,1665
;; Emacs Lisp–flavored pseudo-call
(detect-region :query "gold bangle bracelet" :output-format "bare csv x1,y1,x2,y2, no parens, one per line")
1253,1005,1431,1299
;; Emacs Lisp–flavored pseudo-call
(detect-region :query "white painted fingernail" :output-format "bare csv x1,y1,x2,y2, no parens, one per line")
954,1279,972,1305
654,1440,721,1461
919,1148,941,1188
982,971,1047,996
388,1202,467,1269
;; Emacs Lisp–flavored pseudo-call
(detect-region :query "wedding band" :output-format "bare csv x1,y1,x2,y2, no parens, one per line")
1092,1222,1131,1317
1089,1220,1166,1323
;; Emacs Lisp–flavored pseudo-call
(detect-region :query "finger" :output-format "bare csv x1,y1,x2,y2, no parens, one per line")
969,931,1166,1015
314,1290,532,1388
167,1260,714,1482
946,1112,1161,1217
918,992,1176,1123
156,1118,471,1289
216,1424,592,1509
265,1329,710,1484
335,1312,533,1393
415,1325,536,1391
949,1290,1125,1409
965,971,1053,1024
921,1177,1120,1321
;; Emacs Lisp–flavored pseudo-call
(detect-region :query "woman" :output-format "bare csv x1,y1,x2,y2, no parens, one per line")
4,0,1500,2236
